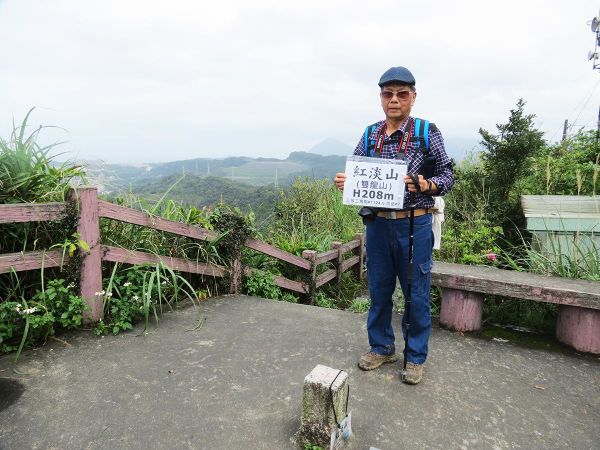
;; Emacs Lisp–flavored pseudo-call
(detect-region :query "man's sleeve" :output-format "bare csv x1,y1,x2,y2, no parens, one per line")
353,133,366,156
428,127,454,196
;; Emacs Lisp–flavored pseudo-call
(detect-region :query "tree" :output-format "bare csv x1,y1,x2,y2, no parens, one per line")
478,99,545,242
522,130,600,196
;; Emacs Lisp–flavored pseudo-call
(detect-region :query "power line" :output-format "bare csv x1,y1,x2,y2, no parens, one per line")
571,79,600,128
549,78,600,142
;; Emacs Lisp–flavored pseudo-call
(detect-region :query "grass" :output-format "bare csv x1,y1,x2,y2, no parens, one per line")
101,261,201,335
501,231,600,281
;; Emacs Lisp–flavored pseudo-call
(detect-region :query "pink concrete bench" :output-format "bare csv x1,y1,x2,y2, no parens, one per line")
431,262,600,354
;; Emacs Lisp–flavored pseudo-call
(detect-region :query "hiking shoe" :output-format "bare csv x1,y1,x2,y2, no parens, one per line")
401,362,424,385
358,351,399,370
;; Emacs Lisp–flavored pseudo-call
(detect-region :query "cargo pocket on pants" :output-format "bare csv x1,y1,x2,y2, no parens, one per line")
418,259,432,296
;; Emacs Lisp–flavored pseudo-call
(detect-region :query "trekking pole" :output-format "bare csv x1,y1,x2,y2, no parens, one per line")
402,173,420,380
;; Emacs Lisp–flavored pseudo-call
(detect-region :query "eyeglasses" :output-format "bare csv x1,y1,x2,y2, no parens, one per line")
380,90,412,100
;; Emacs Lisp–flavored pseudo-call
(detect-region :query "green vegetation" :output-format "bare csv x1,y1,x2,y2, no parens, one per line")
439,99,600,331
245,270,299,303
0,109,88,355
129,174,280,226
270,178,362,250
479,99,545,241
2,100,599,354
98,262,201,336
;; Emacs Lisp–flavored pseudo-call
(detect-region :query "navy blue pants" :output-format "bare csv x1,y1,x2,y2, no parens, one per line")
365,214,433,364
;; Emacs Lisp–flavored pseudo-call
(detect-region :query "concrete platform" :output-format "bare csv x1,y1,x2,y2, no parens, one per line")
1,295,599,449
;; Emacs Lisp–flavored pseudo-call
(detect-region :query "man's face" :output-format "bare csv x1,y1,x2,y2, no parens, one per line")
380,83,416,122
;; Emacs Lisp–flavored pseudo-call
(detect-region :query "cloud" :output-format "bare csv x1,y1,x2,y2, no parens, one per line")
0,0,599,162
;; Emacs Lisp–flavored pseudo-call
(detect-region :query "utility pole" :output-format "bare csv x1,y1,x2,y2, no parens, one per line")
562,119,568,142
588,13,600,142
597,105,600,143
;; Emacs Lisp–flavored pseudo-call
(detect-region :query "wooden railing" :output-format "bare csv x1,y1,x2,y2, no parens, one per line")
0,187,364,322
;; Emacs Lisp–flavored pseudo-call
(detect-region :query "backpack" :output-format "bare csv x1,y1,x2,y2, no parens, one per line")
364,118,432,157
363,118,436,178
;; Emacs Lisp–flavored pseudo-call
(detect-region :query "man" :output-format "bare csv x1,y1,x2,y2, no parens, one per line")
334,66,454,384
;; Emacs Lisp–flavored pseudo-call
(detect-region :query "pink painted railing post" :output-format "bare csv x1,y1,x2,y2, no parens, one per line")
354,233,365,281
71,187,103,322
302,250,317,305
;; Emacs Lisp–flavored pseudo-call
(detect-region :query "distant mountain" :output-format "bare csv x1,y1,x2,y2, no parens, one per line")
282,152,346,183
83,151,346,194
307,138,353,156
129,174,280,222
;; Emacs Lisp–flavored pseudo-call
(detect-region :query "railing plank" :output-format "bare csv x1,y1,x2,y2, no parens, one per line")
340,239,360,253
315,269,337,288
315,249,338,265
273,274,309,294
340,255,360,273
98,201,216,241
243,267,309,294
0,250,68,274
244,238,311,270
102,245,225,277
0,203,66,224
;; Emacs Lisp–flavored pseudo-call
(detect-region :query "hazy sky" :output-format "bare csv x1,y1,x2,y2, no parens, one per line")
1,0,599,163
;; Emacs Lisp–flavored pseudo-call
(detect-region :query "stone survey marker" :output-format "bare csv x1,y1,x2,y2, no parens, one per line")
297,364,350,449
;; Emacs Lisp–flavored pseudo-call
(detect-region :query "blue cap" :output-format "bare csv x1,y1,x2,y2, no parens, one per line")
378,66,415,87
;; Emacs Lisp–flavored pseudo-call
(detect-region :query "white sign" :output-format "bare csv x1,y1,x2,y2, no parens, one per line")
342,156,408,209
330,411,352,450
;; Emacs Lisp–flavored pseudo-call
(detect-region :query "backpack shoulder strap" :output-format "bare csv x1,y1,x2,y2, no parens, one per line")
412,117,431,150
363,122,380,157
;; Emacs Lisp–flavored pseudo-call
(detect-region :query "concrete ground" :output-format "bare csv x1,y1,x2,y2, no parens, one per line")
0,295,599,450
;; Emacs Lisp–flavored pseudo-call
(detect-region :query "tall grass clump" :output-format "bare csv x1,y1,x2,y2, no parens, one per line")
0,108,85,205
241,177,365,308
96,261,202,336
501,232,600,281
103,183,220,266
97,191,242,334
269,177,362,254
0,109,89,355
0,108,85,255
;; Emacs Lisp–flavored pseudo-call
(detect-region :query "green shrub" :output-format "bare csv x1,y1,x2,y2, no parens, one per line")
438,154,502,265
522,130,600,196
244,270,299,303
0,302,24,353
245,270,281,299
32,279,85,328
97,263,200,336
0,279,85,355
439,217,502,265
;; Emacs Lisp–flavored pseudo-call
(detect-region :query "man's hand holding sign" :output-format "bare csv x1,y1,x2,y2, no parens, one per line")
334,171,437,196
